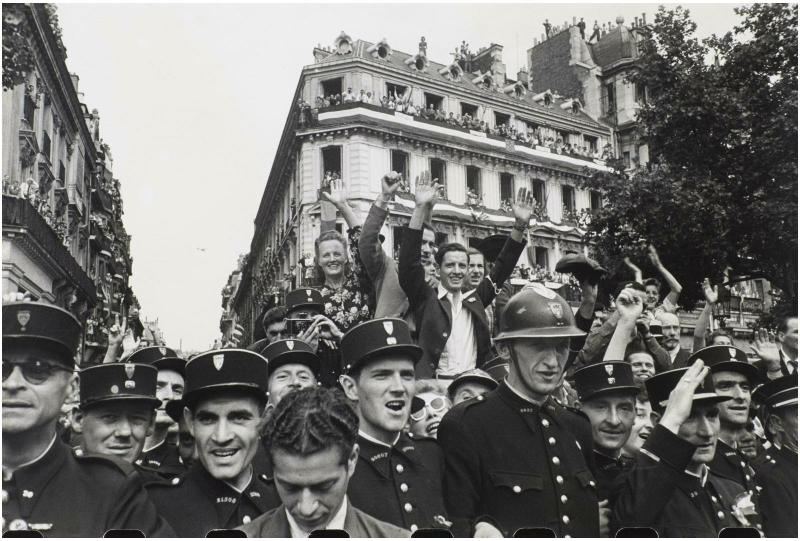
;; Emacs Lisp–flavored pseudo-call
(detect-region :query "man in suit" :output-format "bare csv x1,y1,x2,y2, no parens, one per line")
752,316,798,381
399,172,530,379
660,312,691,367
238,387,409,538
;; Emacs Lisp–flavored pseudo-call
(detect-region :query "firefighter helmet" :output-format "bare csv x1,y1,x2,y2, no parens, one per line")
494,283,585,341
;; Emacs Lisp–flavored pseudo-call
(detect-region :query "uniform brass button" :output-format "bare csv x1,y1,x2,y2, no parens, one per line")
717,511,725,519
21,490,33,499
400,483,409,493
562,515,570,524
556,475,564,485
711,496,718,503
552,457,560,466
396,464,404,473
745,474,751,481
411,525,418,533
477,395,484,401
564,536,571,539
1,490,7,504
560,495,568,504
541,419,550,428
513,485,521,493
442,332,448,337
171,477,180,485
404,503,413,512
242,516,251,524
740,461,746,468
589,480,596,488
9,519,28,531
548,437,556,446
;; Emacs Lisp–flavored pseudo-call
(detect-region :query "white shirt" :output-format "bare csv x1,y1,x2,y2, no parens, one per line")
286,496,349,538
667,344,681,364
358,430,400,448
436,286,478,376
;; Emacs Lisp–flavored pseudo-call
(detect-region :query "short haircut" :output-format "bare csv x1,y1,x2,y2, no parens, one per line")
625,339,653,361
263,306,287,331
421,222,436,238
635,381,649,403
415,379,445,396
435,242,468,266
265,387,358,464
643,278,661,290
778,315,797,335
709,329,731,342
314,230,350,282
467,247,484,263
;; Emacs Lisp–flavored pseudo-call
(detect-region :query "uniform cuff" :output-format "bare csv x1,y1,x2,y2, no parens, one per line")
642,424,697,472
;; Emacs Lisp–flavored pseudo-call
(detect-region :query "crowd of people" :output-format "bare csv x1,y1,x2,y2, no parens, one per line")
310,89,614,162
3,170,797,538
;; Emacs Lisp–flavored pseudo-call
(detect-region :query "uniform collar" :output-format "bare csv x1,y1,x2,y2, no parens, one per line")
502,378,545,407
684,464,709,487
142,437,167,455
7,437,69,517
285,497,349,537
4,434,57,477
358,430,400,449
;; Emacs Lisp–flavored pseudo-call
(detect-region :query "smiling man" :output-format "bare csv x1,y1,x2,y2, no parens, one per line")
239,387,409,537
72,363,160,464
574,362,638,503
339,318,452,534
614,361,763,536
260,338,320,409
146,348,280,536
438,285,599,537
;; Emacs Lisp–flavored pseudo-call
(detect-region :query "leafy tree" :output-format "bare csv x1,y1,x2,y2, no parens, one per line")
2,4,35,91
581,4,797,317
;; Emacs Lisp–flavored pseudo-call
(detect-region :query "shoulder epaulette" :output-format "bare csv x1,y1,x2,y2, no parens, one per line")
73,450,137,476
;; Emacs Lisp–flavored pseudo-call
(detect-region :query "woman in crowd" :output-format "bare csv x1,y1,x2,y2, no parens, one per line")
409,380,451,439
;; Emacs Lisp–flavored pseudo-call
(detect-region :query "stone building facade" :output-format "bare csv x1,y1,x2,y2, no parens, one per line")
225,33,614,343
2,4,139,364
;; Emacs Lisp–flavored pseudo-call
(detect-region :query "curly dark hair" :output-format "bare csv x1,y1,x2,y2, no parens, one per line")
264,387,358,464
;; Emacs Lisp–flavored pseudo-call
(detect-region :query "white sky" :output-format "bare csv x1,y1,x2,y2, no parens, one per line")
54,2,746,351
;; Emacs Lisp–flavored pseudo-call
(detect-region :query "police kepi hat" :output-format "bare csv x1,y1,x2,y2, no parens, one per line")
573,362,638,401
126,345,186,377
645,367,730,413
261,339,320,378
79,363,160,410
686,345,759,383
285,288,324,313
3,301,81,364
753,373,797,411
183,348,268,408
340,318,423,373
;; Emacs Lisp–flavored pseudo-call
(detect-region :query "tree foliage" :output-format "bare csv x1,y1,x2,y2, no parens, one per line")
580,4,798,315
2,4,35,91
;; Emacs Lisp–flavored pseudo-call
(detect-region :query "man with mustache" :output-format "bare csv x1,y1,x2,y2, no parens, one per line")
339,318,452,534
72,363,160,466
126,345,187,479
438,286,600,537
146,348,280,536
3,301,172,536
399,172,530,379
613,361,763,536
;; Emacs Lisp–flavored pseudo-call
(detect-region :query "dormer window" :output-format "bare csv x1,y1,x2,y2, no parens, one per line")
378,45,389,59
571,102,580,114
544,94,552,107
450,66,460,79
368,38,393,60
515,86,524,98
482,76,493,91
415,57,425,71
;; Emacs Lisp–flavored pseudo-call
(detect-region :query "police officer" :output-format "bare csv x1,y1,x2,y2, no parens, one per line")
126,345,187,478
285,288,343,388
164,399,197,469
438,284,600,537
613,361,762,536
72,363,161,464
573,361,638,503
145,348,281,536
2,301,173,536
261,338,320,408
447,368,497,405
689,345,762,493
339,318,453,535
752,374,797,537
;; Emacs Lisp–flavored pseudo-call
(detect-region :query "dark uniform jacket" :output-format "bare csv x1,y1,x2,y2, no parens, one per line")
146,462,281,537
613,424,758,537
399,227,525,378
2,438,174,537
135,439,186,480
237,503,411,538
710,439,759,493
437,381,600,537
591,450,634,501
754,445,797,538
348,432,454,534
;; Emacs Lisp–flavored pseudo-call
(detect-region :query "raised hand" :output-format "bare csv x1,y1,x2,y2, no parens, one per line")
380,171,403,199
660,359,709,433
414,170,442,207
750,328,781,368
616,287,644,322
511,187,534,225
702,277,718,304
623,256,641,273
647,244,663,269
321,178,349,207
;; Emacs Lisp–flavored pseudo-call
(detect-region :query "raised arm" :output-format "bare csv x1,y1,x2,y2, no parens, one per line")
358,173,402,281
648,244,682,307
623,256,643,284
399,172,441,308
693,278,717,351
321,178,359,229
603,288,642,361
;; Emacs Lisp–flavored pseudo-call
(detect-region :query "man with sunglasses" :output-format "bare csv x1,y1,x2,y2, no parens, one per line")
339,318,455,534
2,301,173,536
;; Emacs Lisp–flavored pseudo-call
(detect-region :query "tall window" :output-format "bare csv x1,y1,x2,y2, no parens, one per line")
603,82,616,115
424,92,443,110
584,135,598,154
23,95,35,127
429,158,446,194
466,166,482,197
561,185,575,213
534,247,549,269
500,173,514,202
386,82,408,100
42,131,51,162
58,160,66,182
321,78,343,97
391,150,408,180
494,112,511,128
623,151,631,169
530,179,546,207
635,82,647,104
461,102,478,117
590,191,602,212
322,146,342,178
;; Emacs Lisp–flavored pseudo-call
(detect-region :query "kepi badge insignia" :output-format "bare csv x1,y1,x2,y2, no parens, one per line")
213,353,225,371
17,310,30,331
